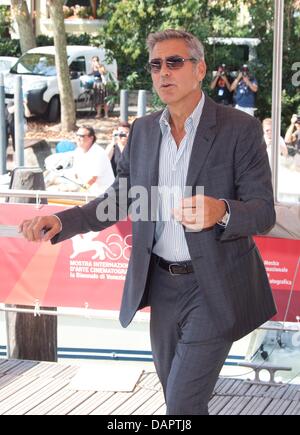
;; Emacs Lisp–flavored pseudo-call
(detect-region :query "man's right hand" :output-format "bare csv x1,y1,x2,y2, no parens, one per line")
19,215,62,242
291,114,298,125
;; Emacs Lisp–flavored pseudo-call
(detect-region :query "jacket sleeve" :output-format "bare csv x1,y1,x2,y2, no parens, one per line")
219,117,276,241
51,122,134,244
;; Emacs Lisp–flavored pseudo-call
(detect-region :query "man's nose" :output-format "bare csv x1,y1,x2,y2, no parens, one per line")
160,61,170,76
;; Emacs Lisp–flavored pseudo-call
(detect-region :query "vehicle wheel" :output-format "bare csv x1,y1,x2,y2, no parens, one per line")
47,96,60,122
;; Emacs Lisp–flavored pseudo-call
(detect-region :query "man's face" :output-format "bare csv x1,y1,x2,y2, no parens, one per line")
263,123,272,145
76,128,94,152
117,127,130,147
149,39,206,107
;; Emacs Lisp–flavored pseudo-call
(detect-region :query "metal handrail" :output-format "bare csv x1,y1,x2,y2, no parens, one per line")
0,304,150,322
0,188,97,201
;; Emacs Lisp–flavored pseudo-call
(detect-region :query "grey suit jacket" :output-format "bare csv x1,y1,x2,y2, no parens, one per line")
53,96,277,341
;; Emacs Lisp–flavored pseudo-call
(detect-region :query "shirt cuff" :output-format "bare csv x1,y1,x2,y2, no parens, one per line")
217,199,231,228
54,214,63,232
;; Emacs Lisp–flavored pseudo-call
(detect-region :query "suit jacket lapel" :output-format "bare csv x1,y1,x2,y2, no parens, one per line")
148,113,162,189
186,96,217,188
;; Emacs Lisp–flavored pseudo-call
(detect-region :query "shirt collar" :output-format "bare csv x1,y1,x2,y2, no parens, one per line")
159,92,206,133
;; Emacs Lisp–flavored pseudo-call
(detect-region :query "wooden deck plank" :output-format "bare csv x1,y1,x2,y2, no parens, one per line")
90,392,133,415
1,360,38,376
216,378,237,395
0,374,22,389
263,398,294,416
23,361,74,379
209,395,231,415
138,373,161,391
217,396,253,415
152,403,167,415
132,391,165,415
27,386,80,415
0,377,54,414
68,391,115,415
239,397,273,415
245,383,271,397
46,390,97,415
280,385,300,401
223,379,252,397
0,360,24,374
290,402,300,416
3,378,70,415
284,400,300,416
112,388,157,415
0,375,40,402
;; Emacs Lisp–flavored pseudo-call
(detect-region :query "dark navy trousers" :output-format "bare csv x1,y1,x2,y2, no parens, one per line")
148,257,233,415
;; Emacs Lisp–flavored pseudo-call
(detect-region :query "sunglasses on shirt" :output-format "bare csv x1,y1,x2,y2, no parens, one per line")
147,56,197,73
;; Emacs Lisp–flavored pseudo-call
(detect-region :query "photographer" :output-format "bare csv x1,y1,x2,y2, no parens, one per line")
210,64,232,106
285,114,300,169
285,114,300,153
230,64,258,116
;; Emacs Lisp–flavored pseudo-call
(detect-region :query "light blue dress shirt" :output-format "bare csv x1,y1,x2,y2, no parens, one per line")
152,94,206,261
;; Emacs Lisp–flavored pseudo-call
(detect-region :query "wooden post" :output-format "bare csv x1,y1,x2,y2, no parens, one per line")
5,167,57,362
5,307,57,361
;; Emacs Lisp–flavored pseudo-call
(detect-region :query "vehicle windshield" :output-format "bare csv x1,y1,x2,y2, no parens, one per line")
10,53,57,76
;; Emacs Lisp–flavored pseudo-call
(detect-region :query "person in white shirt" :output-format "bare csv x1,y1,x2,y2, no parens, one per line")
47,126,114,195
262,118,288,163
71,125,114,195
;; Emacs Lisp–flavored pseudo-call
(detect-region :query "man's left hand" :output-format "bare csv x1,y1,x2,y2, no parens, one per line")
173,195,226,231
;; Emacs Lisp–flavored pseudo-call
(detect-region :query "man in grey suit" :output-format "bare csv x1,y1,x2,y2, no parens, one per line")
21,29,277,415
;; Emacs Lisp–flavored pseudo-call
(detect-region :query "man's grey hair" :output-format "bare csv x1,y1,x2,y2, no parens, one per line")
146,29,205,61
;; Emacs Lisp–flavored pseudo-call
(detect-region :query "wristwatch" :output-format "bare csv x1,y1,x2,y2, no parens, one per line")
218,200,230,227
219,210,230,226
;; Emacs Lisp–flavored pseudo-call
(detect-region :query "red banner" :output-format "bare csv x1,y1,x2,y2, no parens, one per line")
0,203,299,321
0,203,131,311
254,236,300,322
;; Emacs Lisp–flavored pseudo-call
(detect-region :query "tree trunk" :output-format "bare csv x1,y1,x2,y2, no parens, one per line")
47,0,76,132
11,0,36,54
90,0,97,19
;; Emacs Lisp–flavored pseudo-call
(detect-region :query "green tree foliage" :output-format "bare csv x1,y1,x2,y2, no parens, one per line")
245,0,300,127
95,0,243,90
2,0,299,124
94,0,300,126
0,5,10,38
0,6,20,56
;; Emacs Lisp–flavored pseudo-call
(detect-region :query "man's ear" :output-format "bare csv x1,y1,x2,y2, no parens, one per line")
197,60,207,83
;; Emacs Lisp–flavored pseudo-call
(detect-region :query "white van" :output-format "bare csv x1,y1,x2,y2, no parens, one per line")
4,46,118,122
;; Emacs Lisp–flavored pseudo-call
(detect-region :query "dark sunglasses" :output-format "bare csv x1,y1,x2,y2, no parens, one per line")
147,56,197,73
114,132,128,137
76,133,90,138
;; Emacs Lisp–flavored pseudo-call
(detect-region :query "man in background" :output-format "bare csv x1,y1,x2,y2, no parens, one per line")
231,64,258,116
